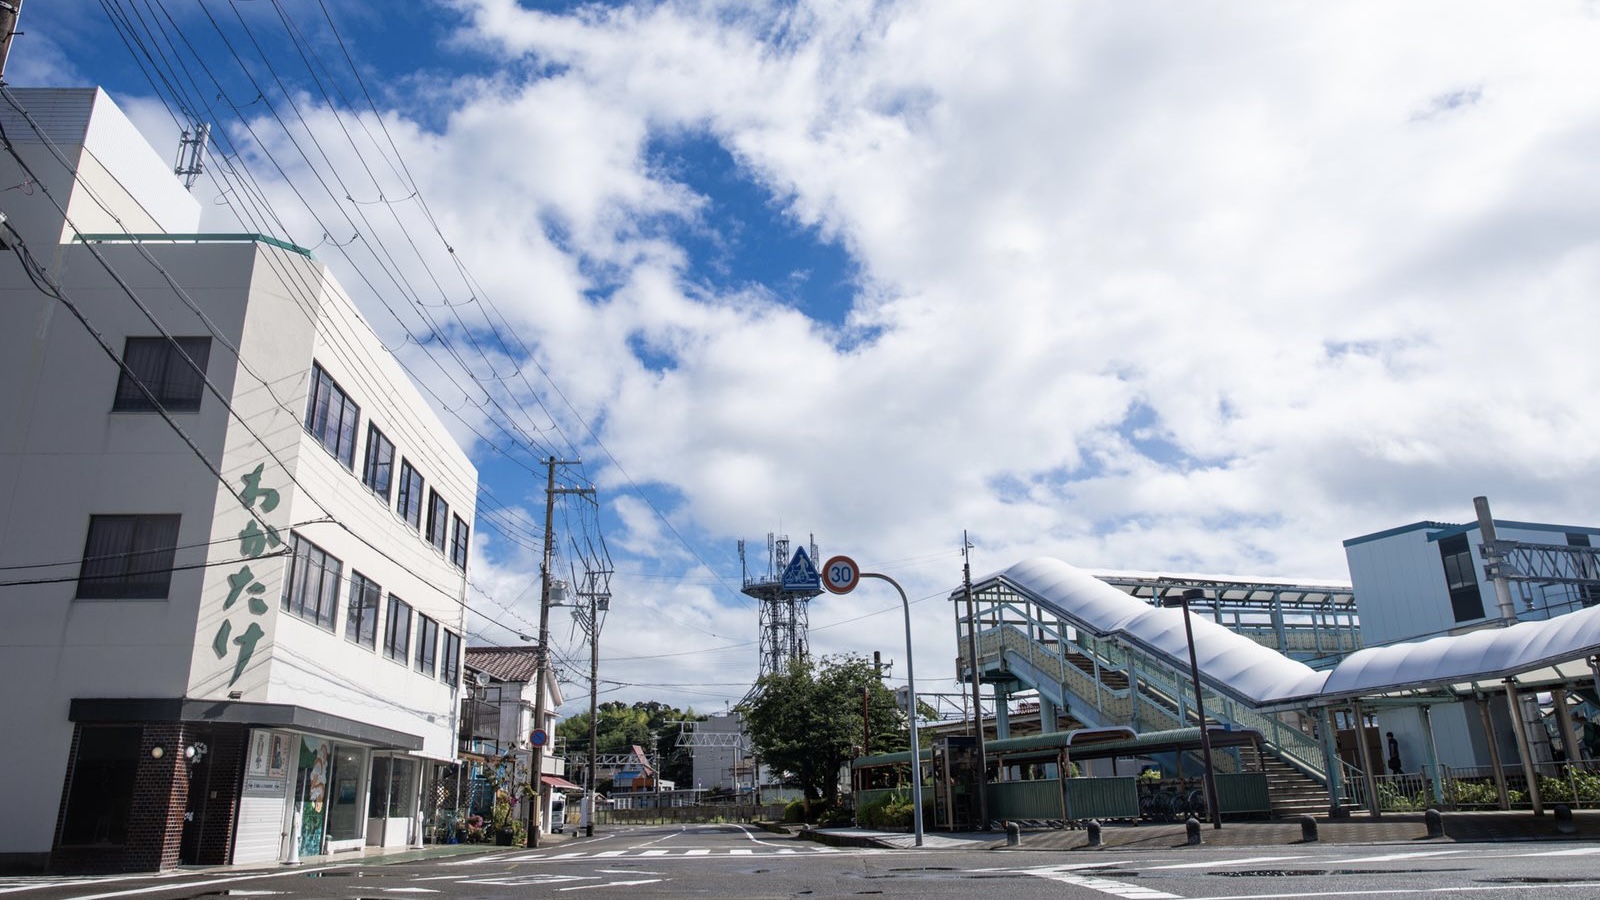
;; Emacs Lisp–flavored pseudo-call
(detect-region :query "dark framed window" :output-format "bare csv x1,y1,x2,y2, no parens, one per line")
426,491,449,553
450,515,469,570
303,362,360,468
361,424,394,502
396,460,424,530
346,571,381,649
441,630,461,686
113,336,211,412
282,532,341,630
384,594,412,662
59,726,140,846
415,614,439,676
1439,533,1486,623
76,514,181,599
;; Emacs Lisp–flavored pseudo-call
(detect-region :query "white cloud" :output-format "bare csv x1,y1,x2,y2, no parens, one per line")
63,0,1600,712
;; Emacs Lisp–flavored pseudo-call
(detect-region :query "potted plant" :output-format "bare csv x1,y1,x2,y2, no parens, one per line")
492,790,517,845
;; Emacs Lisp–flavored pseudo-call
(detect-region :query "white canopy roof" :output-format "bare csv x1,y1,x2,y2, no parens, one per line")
989,557,1600,709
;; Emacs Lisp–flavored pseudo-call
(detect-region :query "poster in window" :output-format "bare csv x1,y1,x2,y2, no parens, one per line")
248,730,272,776
268,733,289,778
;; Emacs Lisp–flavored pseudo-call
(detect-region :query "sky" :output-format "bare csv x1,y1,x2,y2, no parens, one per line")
15,0,1600,717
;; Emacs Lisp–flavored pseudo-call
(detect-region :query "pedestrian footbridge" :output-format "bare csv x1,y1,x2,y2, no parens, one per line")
958,557,1600,812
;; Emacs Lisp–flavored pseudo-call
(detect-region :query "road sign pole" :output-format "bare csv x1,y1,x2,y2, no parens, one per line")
822,556,921,847
859,572,924,848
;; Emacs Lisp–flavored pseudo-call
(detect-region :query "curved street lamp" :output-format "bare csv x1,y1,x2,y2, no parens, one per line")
1161,587,1222,829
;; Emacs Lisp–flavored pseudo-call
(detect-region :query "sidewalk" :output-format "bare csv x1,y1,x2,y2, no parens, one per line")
809,809,1600,852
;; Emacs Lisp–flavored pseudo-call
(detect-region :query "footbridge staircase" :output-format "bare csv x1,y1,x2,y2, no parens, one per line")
958,563,1359,813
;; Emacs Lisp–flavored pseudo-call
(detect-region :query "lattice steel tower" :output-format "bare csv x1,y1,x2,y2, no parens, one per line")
739,533,821,689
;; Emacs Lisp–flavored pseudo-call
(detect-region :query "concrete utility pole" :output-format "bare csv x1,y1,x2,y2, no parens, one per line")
961,532,990,831
527,457,594,848
0,1,24,83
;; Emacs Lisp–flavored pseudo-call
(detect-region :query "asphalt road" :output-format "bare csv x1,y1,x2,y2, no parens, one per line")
10,825,1600,899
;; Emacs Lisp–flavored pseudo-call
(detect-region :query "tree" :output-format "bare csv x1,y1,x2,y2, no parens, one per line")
557,700,704,788
743,654,908,808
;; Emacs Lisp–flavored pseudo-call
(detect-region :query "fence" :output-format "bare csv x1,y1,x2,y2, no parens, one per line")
1352,762,1600,812
594,803,790,826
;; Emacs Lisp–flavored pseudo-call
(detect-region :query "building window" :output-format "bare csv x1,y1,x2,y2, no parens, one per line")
1439,533,1485,623
282,532,341,630
384,594,412,662
361,425,394,502
450,515,470,570
59,726,140,846
112,336,211,412
346,571,381,649
441,630,462,686
415,614,439,676
303,362,360,469
396,460,424,531
76,514,181,599
426,491,449,553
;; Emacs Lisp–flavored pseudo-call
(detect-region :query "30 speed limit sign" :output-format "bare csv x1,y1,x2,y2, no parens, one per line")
822,555,860,594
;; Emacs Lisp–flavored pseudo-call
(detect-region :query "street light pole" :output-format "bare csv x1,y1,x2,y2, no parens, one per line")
1164,587,1222,829
861,572,924,847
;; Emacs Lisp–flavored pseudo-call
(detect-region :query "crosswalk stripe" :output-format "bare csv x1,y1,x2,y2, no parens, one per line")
730,849,753,855
1027,870,1179,899
639,850,669,857
686,849,711,856
591,851,627,858
1338,850,1470,863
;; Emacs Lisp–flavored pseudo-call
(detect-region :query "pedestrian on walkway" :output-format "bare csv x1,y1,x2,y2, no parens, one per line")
1386,731,1403,776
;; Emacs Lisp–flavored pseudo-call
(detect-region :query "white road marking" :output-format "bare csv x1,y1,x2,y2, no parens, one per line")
41,867,338,900
558,879,663,891
1025,867,1181,899
591,850,628,857
686,849,711,856
1147,855,1309,870
461,874,594,887
640,850,669,856
375,889,440,893
730,848,754,855
1188,884,1600,900
1336,850,1472,863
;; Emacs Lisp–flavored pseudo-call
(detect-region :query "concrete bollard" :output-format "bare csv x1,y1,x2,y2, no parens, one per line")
1006,821,1020,847
1555,803,1576,835
1185,816,1202,846
1298,815,1318,843
1086,819,1102,847
1424,808,1444,839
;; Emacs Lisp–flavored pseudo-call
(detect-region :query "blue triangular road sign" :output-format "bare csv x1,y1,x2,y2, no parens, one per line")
781,546,820,591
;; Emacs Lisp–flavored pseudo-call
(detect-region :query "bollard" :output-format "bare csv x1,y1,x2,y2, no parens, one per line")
1555,803,1576,835
1424,808,1444,839
1298,815,1318,843
1086,819,1102,847
1185,816,1202,846
1006,821,1021,847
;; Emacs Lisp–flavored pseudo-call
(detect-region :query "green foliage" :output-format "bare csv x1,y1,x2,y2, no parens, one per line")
856,791,915,829
1376,782,1429,811
557,700,706,786
1451,780,1526,807
782,799,808,823
1539,769,1600,804
744,654,907,806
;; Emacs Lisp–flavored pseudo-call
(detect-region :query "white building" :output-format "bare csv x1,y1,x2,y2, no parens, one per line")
1344,508,1600,772
0,88,476,873
462,647,572,834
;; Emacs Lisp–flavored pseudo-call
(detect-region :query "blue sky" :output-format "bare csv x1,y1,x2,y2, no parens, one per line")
16,0,1600,713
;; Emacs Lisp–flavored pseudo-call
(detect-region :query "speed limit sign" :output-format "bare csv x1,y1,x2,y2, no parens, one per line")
822,555,860,594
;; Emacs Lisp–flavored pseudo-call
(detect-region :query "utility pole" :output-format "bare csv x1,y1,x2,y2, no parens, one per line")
573,557,610,838
962,532,990,831
527,457,594,848
0,1,23,83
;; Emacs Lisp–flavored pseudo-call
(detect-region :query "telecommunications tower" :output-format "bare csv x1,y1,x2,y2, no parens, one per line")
739,533,821,697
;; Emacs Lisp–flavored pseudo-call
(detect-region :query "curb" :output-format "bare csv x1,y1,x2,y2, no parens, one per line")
797,827,900,850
